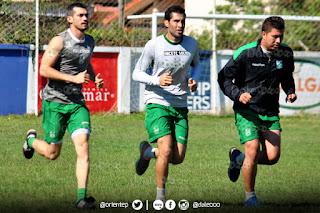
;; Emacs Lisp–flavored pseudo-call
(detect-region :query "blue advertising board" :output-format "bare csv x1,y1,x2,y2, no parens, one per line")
0,44,30,115
187,50,212,111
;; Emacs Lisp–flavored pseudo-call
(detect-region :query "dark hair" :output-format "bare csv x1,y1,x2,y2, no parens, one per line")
67,3,87,16
262,16,285,33
164,5,186,21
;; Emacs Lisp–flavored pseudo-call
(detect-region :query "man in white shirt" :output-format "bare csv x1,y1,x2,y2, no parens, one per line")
132,5,201,202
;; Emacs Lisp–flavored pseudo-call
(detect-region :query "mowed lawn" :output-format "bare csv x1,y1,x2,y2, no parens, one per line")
0,112,319,212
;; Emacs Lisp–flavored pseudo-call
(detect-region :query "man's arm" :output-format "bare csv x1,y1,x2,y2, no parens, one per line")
217,57,243,102
281,54,297,103
40,36,89,84
87,63,104,88
188,46,200,92
132,40,173,86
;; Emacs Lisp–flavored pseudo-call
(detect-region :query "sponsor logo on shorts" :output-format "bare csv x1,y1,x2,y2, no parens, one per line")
154,126,159,134
50,131,55,138
82,121,90,125
245,128,251,136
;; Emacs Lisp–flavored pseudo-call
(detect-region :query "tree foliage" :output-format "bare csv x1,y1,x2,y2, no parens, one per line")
192,0,320,51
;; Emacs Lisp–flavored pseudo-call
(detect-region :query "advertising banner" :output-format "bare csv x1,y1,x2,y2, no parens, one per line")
38,52,118,113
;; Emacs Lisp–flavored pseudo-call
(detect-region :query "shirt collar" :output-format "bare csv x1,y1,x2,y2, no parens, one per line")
67,28,85,43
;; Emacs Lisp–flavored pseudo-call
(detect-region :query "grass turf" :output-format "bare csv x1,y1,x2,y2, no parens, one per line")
0,112,319,212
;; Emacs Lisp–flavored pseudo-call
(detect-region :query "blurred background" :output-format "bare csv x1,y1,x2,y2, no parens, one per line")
1,0,319,50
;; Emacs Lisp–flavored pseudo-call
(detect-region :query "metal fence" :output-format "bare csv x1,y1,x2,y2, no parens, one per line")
0,0,319,50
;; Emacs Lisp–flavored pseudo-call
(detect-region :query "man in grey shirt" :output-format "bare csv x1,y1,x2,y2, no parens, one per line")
22,3,103,209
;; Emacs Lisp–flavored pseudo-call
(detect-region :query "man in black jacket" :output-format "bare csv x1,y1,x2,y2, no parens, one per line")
218,16,297,207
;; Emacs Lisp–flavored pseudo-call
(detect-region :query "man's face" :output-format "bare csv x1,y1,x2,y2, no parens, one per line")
261,28,284,51
165,12,185,40
67,7,88,31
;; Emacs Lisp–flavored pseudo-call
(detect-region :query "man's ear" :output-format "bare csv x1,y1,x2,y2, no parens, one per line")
261,31,266,39
67,16,73,24
164,20,169,28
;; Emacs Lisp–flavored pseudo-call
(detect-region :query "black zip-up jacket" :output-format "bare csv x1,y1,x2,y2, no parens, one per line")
218,39,295,116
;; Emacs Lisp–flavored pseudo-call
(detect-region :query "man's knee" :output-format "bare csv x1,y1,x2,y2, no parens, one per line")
171,156,185,165
159,147,172,159
267,153,280,165
46,144,62,160
47,151,60,160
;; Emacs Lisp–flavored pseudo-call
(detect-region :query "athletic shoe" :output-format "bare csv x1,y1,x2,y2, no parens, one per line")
23,129,36,159
76,196,96,209
244,196,261,207
228,147,242,182
135,141,151,175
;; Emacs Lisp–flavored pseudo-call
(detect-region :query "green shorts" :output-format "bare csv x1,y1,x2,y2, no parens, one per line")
145,104,189,145
42,99,91,144
235,109,281,144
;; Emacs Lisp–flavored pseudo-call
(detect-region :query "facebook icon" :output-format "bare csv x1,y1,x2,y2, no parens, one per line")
165,200,176,210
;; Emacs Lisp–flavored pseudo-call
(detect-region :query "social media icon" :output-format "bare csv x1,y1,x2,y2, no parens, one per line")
132,199,143,210
165,200,176,210
153,200,164,210
99,202,106,209
178,200,189,210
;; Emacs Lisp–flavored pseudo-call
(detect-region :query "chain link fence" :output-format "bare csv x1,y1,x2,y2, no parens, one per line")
0,0,319,49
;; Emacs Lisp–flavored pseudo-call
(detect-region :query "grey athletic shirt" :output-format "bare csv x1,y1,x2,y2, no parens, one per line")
132,34,199,107
42,29,95,104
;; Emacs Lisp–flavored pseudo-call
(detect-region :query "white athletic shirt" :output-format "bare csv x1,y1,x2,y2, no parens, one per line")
133,34,200,107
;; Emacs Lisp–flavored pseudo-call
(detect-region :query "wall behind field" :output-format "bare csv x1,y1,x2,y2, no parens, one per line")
1,47,319,116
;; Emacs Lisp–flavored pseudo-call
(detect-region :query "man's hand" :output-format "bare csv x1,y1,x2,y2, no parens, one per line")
239,92,252,104
287,93,297,103
160,71,173,86
188,78,197,92
95,73,104,88
73,70,90,84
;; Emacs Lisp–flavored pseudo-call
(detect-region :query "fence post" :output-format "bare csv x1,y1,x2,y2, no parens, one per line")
210,0,219,115
152,12,158,39
34,0,39,116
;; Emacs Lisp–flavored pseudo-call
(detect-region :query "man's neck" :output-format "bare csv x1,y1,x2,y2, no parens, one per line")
165,32,182,43
69,26,85,41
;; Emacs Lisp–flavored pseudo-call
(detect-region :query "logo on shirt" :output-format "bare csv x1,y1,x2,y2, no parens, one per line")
73,49,91,53
252,63,265,67
65,41,72,48
164,51,190,56
276,60,283,69
79,55,85,64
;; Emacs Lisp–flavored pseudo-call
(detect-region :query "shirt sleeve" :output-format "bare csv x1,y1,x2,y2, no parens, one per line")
132,40,160,86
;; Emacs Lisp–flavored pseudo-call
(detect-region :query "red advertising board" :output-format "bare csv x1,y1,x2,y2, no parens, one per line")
38,52,118,113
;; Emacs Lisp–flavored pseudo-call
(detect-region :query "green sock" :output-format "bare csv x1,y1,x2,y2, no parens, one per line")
77,188,87,201
27,137,36,148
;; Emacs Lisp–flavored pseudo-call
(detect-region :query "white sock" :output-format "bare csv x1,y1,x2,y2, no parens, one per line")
156,187,166,200
245,191,256,201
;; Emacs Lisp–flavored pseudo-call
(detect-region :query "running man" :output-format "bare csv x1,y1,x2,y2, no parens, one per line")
132,6,200,202
218,16,297,207
22,3,103,209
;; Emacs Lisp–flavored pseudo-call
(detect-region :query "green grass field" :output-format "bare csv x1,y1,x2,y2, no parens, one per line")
0,112,319,212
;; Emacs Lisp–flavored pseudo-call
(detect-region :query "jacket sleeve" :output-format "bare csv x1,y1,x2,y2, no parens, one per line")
280,51,295,95
218,54,244,102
